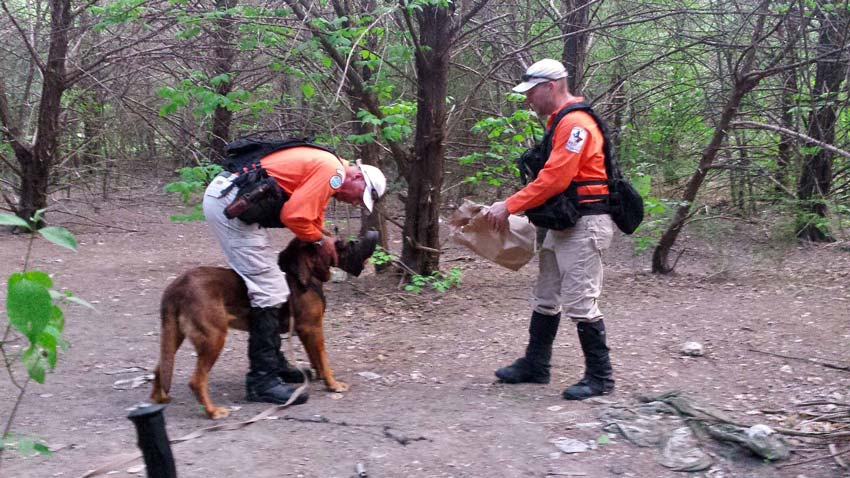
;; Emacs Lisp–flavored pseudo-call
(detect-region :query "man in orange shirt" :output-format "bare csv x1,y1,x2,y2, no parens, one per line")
203,146,387,405
485,59,615,400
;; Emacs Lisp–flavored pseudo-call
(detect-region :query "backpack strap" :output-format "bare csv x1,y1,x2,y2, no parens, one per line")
546,102,620,206
541,102,592,160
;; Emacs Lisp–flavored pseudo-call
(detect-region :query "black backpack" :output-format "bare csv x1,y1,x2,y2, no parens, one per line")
517,102,644,234
223,137,338,173
219,137,339,228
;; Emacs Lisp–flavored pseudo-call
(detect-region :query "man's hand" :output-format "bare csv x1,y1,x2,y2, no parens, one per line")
484,201,510,232
317,235,338,267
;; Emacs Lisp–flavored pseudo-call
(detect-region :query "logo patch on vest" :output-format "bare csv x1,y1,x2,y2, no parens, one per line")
329,174,343,189
565,126,587,153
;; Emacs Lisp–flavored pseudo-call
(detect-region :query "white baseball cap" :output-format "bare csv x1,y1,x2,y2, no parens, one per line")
512,59,568,93
357,160,387,212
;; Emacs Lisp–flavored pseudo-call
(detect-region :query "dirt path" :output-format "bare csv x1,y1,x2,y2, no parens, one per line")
2,194,849,478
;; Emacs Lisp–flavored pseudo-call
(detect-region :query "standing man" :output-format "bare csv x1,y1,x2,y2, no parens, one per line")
203,146,387,405
485,59,615,400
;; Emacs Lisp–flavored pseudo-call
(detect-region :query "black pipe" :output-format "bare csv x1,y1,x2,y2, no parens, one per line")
127,404,177,478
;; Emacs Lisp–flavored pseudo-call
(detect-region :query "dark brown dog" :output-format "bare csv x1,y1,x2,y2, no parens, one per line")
150,237,369,419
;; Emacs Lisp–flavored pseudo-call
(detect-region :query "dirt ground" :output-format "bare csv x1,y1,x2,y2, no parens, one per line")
2,188,849,478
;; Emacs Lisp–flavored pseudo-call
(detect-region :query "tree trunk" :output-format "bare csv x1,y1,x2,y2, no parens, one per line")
351,11,390,253
795,5,847,242
652,79,756,273
560,0,590,94
652,2,771,273
400,4,452,275
208,0,238,163
775,11,800,196
15,0,72,222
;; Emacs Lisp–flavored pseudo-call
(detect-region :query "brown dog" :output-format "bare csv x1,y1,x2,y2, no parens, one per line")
150,236,373,419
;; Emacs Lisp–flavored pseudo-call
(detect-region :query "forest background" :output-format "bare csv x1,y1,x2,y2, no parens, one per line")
1,0,848,276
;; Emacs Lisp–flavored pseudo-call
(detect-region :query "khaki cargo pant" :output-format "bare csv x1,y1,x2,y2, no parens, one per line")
202,173,290,308
532,214,614,323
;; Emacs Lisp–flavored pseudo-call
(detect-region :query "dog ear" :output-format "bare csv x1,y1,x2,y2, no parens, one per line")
309,243,333,283
296,247,315,286
278,240,312,287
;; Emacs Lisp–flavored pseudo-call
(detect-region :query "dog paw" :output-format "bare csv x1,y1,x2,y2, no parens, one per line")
326,381,349,392
151,393,171,404
207,407,231,420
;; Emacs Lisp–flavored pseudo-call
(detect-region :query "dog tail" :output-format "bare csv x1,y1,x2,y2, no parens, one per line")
151,296,184,403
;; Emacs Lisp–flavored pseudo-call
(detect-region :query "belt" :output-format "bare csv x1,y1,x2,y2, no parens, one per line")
578,201,610,216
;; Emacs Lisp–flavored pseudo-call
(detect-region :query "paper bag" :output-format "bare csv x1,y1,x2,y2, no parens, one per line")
449,199,536,271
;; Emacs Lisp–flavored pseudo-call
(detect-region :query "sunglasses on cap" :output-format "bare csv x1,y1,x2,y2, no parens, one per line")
521,73,557,82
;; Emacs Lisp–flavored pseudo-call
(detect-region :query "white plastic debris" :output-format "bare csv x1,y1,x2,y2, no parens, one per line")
357,371,382,380
681,342,704,357
746,424,775,439
112,374,154,390
550,437,590,454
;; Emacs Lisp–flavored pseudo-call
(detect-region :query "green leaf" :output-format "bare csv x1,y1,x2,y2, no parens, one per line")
176,26,201,39
301,83,316,99
38,226,77,251
22,346,46,383
0,213,30,228
64,294,96,310
32,442,51,455
32,208,46,223
22,270,53,289
8,274,53,342
597,434,611,445
38,326,60,368
12,435,51,456
210,73,230,86
48,304,64,331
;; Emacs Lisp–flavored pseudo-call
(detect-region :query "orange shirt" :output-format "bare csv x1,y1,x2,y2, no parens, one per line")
505,97,609,214
260,146,347,242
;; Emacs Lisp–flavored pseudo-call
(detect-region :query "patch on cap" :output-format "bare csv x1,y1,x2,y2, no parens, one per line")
329,174,343,189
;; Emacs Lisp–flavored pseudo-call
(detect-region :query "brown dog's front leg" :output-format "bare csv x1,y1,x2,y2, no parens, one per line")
298,325,348,392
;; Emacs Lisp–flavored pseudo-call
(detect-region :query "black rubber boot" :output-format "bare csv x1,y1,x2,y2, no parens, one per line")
562,320,614,400
276,351,313,383
495,312,560,384
246,306,309,405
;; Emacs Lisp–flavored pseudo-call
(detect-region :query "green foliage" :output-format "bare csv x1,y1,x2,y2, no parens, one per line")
402,0,453,12
0,214,29,227
368,246,397,266
458,106,543,187
1,434,51,457
156,72,272,119
404,267,462,293
1,211,90,460
349,101,417,144
616,66,712,183
795,207,832,237
1,213,90,385
163,164,223,222
89,0,147,30
37,227,78,251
